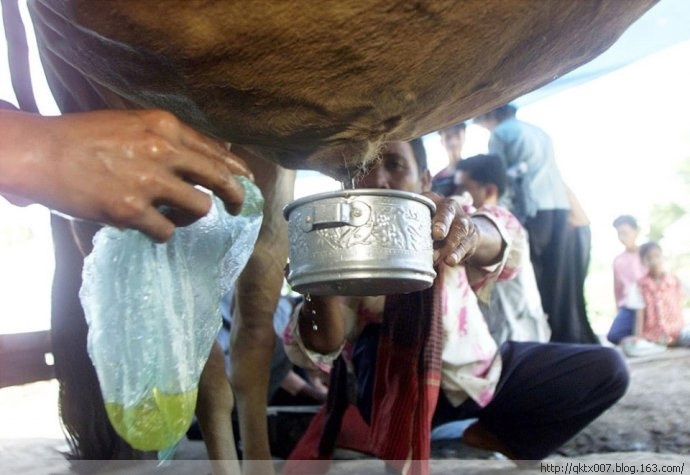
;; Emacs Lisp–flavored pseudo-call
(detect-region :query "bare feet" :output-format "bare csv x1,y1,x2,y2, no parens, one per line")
461,421,517,460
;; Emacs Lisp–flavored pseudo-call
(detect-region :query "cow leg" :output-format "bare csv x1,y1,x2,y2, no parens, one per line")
196,341,241,474
230,156,295,474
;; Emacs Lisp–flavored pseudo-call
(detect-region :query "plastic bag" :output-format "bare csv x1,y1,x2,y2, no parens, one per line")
79,176,263,451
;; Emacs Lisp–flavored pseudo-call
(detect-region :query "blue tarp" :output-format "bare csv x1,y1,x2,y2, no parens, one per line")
516,0,690,106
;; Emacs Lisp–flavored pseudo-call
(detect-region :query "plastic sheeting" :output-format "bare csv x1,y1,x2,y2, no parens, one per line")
80,177,263,451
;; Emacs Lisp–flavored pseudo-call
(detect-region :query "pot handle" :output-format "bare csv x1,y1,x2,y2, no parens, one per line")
299,200,371,232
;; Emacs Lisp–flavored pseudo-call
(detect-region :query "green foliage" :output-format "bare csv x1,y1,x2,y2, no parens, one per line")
649,202,685,241
648,155,690,241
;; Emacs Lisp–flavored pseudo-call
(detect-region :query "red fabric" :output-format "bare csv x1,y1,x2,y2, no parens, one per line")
370,280,442,474
639,273,685,343
285,277,444,475
283,405,373,474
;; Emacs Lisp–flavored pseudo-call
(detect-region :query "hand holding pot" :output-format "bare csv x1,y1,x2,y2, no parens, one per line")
424,192,504,269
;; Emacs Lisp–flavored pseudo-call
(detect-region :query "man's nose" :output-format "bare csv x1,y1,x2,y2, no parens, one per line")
367,166,390,189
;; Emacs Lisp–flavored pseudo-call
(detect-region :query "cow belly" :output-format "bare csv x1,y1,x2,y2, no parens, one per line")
29,0,656,178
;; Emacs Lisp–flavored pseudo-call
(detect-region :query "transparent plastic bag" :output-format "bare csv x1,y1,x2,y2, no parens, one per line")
79,177,263,451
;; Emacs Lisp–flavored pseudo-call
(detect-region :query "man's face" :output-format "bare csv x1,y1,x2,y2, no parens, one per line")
454,171,487,207
615,224,639,249
355,142,429,193
439,129,465,162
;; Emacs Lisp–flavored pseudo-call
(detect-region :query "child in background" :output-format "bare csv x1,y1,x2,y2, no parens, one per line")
620,242,689,357
607,215,646,344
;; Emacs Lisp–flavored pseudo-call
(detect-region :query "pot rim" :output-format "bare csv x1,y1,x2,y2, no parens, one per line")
283,188,436,220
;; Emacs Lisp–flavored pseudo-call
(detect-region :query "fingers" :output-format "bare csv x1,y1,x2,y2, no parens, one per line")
153,176,214,225
430,197,457,241
438,215,478,266
428,195,478,266
143,109,254,179
173,153,246,215
51,109,255,242
180,127,254,180
116,203,178,243
140,110,251,215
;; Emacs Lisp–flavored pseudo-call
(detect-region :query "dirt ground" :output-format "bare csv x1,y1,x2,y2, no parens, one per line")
557,346,690,456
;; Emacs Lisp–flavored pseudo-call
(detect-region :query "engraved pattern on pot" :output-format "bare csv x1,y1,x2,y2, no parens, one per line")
288,199,430,260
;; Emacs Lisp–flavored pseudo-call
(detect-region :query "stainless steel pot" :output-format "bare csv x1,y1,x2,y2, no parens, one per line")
283,189,436,296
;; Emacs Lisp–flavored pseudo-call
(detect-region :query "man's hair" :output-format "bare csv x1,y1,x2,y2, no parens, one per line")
456,154,507,197
438,122,467,135
409,137,428,172
639,241,661,260
492,104,517,122
612,214,638,229
475,103,517,124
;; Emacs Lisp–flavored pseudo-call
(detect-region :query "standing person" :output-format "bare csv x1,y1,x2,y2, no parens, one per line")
565,185,596,343
431,122,466,196
283,139,628,474
474,104,597,344
607,215,647,344
455,154,550,344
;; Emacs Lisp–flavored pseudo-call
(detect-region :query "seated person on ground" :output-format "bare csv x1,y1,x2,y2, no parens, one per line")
283,139,629,467
614,241,690,357
607,215,646,344
455,154,550,344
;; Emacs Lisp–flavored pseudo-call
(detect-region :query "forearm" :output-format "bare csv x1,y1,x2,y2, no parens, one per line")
297,296,346,354
0,110,50,201
634,309,645,336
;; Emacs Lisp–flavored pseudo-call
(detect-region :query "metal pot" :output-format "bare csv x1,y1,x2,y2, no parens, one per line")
283,189,436,296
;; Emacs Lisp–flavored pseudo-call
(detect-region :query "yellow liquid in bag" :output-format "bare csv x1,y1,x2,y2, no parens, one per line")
104,387,198,451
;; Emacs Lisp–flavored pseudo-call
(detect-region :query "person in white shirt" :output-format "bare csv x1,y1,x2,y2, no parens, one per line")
455,153,551,344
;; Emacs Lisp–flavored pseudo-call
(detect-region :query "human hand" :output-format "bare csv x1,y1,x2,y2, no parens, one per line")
306,368,329,394
0,109,253,242
422,192,479,267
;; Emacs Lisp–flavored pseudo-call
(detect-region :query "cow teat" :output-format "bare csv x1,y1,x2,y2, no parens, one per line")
334,164,367,190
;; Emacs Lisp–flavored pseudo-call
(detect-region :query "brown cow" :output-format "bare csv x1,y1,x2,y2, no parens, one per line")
12,1,657,473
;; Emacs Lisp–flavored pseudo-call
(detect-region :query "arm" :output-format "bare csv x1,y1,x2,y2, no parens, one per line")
625,282,646,338
282,294,353,370
297,296,347,355
634,309,645,337
0,109,252,242
612,259,624,307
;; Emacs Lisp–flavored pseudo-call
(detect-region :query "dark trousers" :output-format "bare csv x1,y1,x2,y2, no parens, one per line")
432,341,629,460
525,210,598,344
607,308,636,344
355,330,629,460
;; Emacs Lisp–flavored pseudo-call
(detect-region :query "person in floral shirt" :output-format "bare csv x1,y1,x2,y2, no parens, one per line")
620,241,690,356
284,140,628,468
